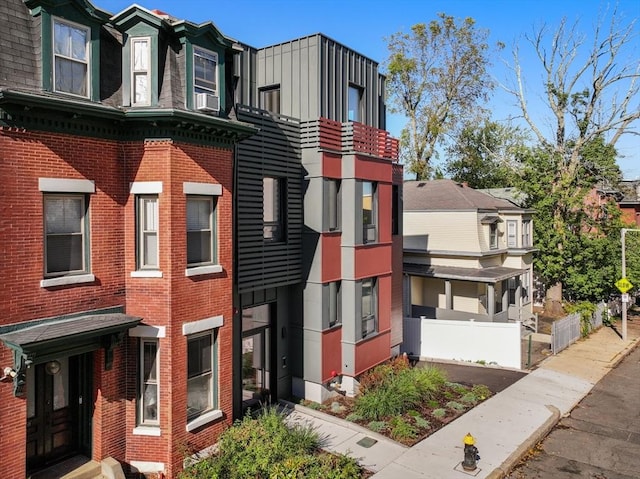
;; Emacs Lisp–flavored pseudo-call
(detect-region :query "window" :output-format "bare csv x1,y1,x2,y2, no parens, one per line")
187,196,215,267
326,281,342,328
187,332,216,419
324,179,341,232
489,223,498,250
193,47,218,95
495,280,505,313
137,196,158,269
362,181,377,244
521,271,531,303
260,86,281,114
392,184,400,235
522,220,531,247
139,339,159,426
361,278,377,338
131,37,150,106
507,220,517,248
508,277,517,306
348,85,363,122
263,177,284,242
44,194,88,276
53,18,89,97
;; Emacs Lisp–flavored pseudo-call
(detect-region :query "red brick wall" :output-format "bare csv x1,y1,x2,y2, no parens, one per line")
0,127,126,323
0,129,235,477
0,344,27,479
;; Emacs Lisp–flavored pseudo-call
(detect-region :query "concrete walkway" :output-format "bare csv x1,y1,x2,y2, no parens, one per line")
284,320,640,478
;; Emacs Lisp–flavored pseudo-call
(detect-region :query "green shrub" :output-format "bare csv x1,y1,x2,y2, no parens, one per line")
431,408,447,418
471,384,491,400
345,412,363,422
566,301,597,337
178,408,362,479
446,382,468,395
427,399,440,408
446,401,465,411
460,392,478,404
368,421,388,433
413,415,430,429
389,417,417,442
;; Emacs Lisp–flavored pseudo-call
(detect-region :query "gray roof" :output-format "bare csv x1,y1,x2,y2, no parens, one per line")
404,263,527,283
404,180,520,211
619,180,640,204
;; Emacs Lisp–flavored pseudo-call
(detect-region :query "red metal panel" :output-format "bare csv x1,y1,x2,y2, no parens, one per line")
321,234,342,282
321,327,343,382
354,331,391,376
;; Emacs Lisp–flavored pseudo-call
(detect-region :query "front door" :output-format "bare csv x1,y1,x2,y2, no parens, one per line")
26,354,91,472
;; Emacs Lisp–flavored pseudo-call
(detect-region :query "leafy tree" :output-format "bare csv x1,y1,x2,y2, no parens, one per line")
505,9,640,312
385,14,497,180
444,120,527,189
516,139,624,306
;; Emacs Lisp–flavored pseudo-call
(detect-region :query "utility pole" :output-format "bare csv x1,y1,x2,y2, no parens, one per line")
621,228,640,341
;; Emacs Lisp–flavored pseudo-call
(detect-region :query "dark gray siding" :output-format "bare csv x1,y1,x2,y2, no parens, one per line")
236,106,303,293
0,0,40,90
251,34,384,128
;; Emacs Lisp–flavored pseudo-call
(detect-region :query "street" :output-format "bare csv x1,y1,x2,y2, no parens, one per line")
507,326,640,479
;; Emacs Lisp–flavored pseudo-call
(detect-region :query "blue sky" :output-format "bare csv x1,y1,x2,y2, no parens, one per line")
98,0,639,179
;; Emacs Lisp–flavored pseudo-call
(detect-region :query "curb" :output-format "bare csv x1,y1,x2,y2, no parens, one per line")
485,405,561,479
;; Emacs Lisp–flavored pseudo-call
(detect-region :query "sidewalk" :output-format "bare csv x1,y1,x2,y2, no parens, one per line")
284,321,640,478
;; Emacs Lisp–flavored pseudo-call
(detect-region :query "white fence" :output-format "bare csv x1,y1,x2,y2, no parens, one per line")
551,302,606,355
402,317,523,369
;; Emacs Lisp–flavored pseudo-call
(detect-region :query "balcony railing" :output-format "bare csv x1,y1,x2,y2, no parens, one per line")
301,118,399,162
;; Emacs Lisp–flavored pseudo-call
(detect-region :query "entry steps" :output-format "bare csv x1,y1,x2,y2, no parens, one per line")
29,456,123,479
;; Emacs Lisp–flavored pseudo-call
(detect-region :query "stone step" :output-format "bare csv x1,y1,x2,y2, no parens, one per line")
29,457,101,479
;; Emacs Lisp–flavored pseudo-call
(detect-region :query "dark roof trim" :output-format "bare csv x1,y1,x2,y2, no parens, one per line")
0,312,141,395
480,216,503,225
404,263,527,283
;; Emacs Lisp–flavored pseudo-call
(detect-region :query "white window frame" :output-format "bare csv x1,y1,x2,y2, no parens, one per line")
182,315,223,432
521,271,531,303
53,17,90,98
43,194,88,277
137,195,159,270
489,223,498,250
186,196,216,267
522,219,531,247
193,47,218,96
131,37,151,106
139,338,160,427
507,220,517,248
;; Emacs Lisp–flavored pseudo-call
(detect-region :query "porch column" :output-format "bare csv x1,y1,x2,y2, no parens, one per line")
487,283,495,317
403,274,411,317
445,280,452,310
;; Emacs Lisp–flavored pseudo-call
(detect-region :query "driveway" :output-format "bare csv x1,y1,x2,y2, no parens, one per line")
419,360,527,393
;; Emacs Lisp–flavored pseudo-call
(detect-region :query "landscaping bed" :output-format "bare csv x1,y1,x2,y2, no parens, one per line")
300,356,492,446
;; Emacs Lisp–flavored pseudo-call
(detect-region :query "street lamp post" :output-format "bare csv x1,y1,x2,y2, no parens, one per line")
621,228,640,341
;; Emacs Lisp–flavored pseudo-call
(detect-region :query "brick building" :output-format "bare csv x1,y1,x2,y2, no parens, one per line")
0,0,402,477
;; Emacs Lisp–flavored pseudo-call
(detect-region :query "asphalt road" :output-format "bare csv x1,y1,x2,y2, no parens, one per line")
507,342,640,479
419,360,528,393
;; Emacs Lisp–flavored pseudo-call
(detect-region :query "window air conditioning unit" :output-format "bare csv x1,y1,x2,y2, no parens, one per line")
195,93,219,112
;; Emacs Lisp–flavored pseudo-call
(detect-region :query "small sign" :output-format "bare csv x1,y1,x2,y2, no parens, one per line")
622,293,630,303
615,278,634,293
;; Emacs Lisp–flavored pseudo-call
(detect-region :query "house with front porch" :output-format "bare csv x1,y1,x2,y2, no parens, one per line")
403,180,536,325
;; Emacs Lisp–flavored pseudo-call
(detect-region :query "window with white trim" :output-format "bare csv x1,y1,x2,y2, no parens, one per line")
139,339,159,426
522,219,531,247
521,271,531,303
507,220,517,248
131,37,151,106
187,196,216,267
194,47,218,96
53,18,90,97
187,331,217,419
489,223,498,250
137,196,158,269
44,194,88,276
361,278,377,339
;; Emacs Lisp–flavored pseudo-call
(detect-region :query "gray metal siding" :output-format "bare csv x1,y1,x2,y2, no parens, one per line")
242,34,383,127
236,106,303,293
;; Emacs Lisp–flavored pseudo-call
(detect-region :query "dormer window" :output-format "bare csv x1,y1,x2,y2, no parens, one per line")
131,37,151,106
53,18,90,97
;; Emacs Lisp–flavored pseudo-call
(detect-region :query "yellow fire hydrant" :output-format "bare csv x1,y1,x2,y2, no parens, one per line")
462,433,479,471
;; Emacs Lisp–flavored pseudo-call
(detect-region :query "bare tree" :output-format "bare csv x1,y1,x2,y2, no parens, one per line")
505,6,640,313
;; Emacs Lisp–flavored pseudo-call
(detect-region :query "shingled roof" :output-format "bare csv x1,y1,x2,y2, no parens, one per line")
404,179,521,211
